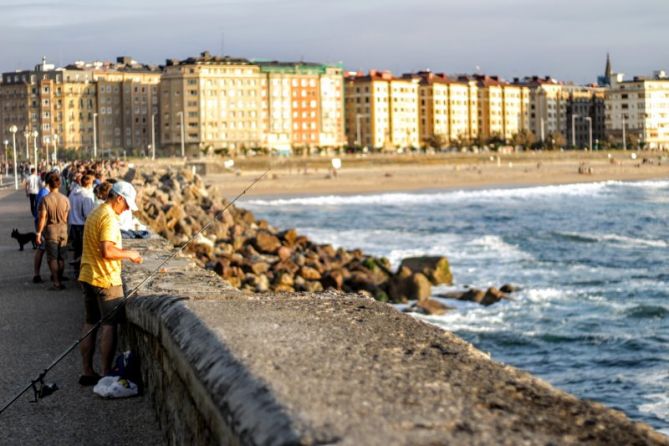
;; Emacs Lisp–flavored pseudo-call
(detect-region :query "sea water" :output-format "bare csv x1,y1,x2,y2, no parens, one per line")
245,180,669,433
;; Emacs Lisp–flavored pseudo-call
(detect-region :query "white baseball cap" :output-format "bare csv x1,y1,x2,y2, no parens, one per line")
111,181,138,211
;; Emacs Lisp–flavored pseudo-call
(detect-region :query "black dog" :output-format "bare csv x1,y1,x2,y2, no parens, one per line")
10,229,36,251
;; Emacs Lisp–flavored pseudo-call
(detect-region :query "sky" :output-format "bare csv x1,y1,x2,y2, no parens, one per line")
0,0,667,84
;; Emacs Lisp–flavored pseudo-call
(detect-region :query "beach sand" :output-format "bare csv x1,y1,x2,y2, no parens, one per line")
198,152,669,198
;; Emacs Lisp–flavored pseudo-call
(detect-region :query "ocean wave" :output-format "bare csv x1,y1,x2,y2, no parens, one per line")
554,231,668,248
465,235,535,261
623,305,669,320
246,182,615,207
639,393,669,423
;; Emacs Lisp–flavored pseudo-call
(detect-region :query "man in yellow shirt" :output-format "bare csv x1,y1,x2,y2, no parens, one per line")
78,181,143,385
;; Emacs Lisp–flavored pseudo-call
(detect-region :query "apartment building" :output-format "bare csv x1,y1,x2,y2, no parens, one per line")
465,75,529,142
0,58,97,157
408,71,479,146
605,72,669,150
344,70,419,150
256,61,345,153
160,52,266,155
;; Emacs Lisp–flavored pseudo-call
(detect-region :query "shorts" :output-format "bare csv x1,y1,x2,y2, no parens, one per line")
81,282,125,325
45,240,66,262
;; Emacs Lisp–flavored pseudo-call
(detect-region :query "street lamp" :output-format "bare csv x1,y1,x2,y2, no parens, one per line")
1,139,7,185
92,112,98,159
53,134,59,164
44,136,50,166
9,125,18,190
584,117,593,152
23,129,30,161
176,111,185,158
571,114,580,148
32,130,39,167
151,112,157,160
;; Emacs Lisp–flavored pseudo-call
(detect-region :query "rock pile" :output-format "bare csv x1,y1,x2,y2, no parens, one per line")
133,169,454,306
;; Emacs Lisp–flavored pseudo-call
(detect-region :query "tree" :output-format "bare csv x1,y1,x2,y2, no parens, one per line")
511,129,536,149
546,132,566,150
425,133,448,150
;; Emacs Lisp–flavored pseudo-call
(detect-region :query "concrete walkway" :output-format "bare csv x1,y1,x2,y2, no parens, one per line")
0,189,163,445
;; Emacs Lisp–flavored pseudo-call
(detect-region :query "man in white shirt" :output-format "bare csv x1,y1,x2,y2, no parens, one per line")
25,167,41,217
68,174,96,267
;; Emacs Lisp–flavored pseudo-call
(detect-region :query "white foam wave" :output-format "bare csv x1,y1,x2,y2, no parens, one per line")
559,231,668,248
465,235,535,261
246,182,614,207
639,393,669,423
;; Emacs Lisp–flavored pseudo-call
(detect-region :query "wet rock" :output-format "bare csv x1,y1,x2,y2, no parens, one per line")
299,266,322,281
277,246,292,262
400,256,453,285
480,287,508,306
322,270,344,290
388,267,432,303
416,299,451,316
500,283,519,293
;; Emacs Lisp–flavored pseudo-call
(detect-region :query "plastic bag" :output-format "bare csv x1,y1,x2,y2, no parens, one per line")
93,375,139,399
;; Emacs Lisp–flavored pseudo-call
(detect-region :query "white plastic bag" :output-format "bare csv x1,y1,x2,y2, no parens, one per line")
93,375,139,399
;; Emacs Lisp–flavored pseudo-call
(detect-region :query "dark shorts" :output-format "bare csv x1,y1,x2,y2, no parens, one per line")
80,282,125,325
45,240,66,262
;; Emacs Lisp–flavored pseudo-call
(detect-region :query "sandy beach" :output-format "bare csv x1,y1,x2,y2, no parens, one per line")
194,152,669,198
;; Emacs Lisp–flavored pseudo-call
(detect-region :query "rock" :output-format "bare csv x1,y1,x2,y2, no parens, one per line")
250,262,270,275
274,284,294,293
322,270,344,290
279,228,298,247
480,287,508,306
304,281,324,293
388,267,433,303
274,272,294,288
416,299,451,316
457,288,486,303
254,231,282,254
255,274,270,292
400,256,453,285
500,283,519,293
277,246,292,262
299,266,322,281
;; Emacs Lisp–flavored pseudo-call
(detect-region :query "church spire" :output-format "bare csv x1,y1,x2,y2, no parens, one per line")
605,53,612,80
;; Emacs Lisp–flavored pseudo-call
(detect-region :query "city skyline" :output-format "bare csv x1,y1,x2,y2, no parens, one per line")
0,0,668,84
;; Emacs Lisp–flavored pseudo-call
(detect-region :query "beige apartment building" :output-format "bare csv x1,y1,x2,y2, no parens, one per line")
467,75,529,142
160,52,266,155
409,71,478,146
344,71,419,150
0,58,98,158
606,72,669,149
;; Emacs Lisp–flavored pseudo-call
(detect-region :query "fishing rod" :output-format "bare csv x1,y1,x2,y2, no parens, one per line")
0,168,271,417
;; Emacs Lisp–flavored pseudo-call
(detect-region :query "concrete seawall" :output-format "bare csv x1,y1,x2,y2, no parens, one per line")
121,237,668,445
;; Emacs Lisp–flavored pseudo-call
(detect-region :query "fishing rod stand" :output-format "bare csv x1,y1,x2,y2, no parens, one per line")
29,371,58,402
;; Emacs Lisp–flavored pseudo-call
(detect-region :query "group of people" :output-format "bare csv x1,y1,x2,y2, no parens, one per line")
23,160,144,384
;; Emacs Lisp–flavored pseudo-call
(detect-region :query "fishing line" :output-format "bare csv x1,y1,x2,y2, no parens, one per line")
0,168,270,416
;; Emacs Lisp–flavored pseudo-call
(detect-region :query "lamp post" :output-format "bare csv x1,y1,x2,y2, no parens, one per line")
9,125,18,190
540,117,545,144
151,112,157,160
584,117,593,152
92,112,98,159
1,140,7,185
32,130,39,168
53,134,59,164
622,114,627,151
44,136,50,166
177,111,185,158
23,129,30,161
571,114,580,148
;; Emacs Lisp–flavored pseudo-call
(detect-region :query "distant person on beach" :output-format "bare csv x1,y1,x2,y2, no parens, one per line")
36,173,70,290
78,181,142,385
25,167,41,216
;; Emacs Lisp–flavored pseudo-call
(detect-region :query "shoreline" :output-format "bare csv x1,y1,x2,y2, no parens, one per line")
198,155,669,198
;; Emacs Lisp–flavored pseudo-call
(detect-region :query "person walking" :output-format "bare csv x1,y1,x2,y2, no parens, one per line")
68,173,96,269
32,172,52,284
78,181,142,384
25,167,41,216
36,174,70,290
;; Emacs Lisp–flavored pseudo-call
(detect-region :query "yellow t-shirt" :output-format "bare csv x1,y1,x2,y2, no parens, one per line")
79,203,123,288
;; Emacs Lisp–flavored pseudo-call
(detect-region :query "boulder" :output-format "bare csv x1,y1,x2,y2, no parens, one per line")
299,266,322,281
480,287,508,306
416,299,451,316
500,283,519,293
322,270,344,290
400,256,453,285
279,228,298,247
457,288,486,303
253,231,282,254
304,280,324,293
388,267,432,303
277,246,292,262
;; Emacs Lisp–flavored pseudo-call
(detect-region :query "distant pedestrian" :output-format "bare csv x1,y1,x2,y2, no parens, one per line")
78,181,142,384
36,174,70,290
25,167,41,216
68,174,96,268
32,172,52,284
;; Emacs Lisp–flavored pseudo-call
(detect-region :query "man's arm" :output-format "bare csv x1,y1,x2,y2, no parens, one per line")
35,208,47,245
99,241,143,264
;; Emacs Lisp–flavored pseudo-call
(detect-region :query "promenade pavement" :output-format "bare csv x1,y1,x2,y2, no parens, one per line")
0,189,163,445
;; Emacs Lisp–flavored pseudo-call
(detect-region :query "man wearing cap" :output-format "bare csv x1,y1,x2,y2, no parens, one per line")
78,180,143,385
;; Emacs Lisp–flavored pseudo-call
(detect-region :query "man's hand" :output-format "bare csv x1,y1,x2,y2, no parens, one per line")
127,250,143,264
36,232,42,245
